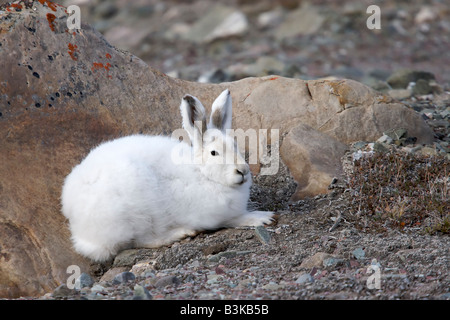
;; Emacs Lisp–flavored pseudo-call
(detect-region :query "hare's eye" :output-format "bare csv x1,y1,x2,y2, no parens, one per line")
211,150,219,156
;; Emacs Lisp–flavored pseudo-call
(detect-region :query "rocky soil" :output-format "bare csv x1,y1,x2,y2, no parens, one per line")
44,147,449,300
4,0,449,300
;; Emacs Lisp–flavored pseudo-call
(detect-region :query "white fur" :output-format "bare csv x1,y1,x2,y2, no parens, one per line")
61,89,274,262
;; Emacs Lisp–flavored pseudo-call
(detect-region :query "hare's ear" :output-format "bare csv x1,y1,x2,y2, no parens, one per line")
209,89,232,131
180,94,207,143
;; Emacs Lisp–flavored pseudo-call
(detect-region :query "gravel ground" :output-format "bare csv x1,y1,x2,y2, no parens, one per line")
43,183,449,300
39,112,449,300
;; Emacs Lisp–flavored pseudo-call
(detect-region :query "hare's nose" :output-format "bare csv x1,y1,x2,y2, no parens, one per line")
236,166,249,177
236,168,248,184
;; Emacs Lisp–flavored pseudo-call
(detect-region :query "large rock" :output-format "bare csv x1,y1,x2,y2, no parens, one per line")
0,1,434,298
0,0,186,298
280,124,348,200
227,76,434,198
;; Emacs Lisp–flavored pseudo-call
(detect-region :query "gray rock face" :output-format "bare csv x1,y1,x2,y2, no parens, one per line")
0,1,434,298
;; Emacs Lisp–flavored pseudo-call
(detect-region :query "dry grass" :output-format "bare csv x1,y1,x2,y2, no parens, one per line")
346,150,449,234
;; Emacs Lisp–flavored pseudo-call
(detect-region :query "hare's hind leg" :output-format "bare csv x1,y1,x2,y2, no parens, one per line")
228,211,274,228
72,237,119,262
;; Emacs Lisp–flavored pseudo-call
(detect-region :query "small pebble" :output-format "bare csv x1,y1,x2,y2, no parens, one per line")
154,275,181,288
133,284,152,300
113,271,136,284
208,250,252,262
323,257,344,268
74,273,94,289
352,247,366,261
91,284,106,293
295,273,314,284
255,226,271,244
52,284,76,298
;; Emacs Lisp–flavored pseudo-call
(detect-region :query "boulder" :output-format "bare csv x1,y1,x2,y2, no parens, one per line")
0,0,186,298
280,124,348,200
0,1,434,298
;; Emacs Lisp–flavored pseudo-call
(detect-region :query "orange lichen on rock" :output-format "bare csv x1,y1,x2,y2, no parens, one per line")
67,43,79,61
6,3,23,11
91,62,113,78
46,13,56,32
38,0,58,12
91,62,104,71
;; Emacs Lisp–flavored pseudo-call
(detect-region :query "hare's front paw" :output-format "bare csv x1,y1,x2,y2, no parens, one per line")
138,227,198,248
231,211,274,228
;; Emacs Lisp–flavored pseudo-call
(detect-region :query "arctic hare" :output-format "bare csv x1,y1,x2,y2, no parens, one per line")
61,89,274,262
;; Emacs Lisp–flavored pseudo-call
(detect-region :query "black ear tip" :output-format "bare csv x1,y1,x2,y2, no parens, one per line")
183,95,195,105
